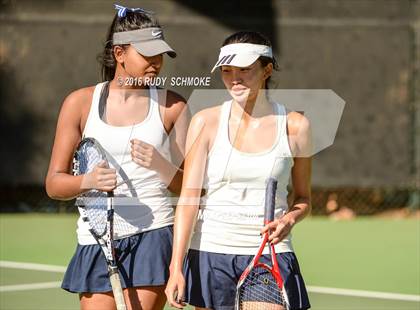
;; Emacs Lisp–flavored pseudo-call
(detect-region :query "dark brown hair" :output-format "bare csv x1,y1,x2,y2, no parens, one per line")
97,11,160,81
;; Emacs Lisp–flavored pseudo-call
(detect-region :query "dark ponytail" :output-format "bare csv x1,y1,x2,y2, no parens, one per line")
222,31,279,88
97,11,160,81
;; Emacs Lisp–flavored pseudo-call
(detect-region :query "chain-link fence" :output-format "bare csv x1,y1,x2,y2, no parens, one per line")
304,187,420,216
2,185,419,216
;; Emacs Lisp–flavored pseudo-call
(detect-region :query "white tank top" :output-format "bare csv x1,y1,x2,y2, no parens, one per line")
76,82,174,245
190,100,295,254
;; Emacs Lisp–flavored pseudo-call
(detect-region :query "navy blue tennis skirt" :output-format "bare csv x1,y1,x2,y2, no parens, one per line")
62,225,173,293
184,249,311,310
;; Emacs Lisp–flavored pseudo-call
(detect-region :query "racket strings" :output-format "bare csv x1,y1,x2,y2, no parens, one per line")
77,142,104,173
238,266,285,310
75,141,109,237
75,139,141,238
112,212,139,237
77,194,138,238
77,192,108,236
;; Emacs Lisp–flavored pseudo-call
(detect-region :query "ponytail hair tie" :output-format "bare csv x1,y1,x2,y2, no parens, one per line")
114,4,154,18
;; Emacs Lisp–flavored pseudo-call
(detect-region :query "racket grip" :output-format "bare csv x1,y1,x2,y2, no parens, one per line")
264,178,278,222
109,266,127,310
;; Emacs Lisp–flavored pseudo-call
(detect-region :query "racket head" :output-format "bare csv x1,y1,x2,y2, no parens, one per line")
73,137,111,238
236,263,289,310
235,177,290,310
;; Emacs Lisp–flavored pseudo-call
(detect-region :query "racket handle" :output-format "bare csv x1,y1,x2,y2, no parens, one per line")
264,178,278,222
109,266,127,310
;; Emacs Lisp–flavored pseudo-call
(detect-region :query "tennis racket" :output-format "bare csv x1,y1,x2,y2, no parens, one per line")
73,137,127,310
235,177,290,310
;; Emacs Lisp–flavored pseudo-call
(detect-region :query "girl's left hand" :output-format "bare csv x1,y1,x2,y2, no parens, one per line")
260,215,296,245
130,139,165,171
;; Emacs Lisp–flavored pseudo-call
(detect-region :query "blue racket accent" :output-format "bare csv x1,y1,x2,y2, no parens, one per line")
265,178,277,223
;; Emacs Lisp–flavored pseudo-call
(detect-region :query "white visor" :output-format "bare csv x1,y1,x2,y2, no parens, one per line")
113,27,176,58
211,43,273,73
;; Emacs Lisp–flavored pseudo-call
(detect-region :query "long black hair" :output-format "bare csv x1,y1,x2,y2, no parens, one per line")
222,31,279,88
98,11,160,81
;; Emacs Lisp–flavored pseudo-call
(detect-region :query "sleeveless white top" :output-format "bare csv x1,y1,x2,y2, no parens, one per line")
190,100,295,254
76,82,174,245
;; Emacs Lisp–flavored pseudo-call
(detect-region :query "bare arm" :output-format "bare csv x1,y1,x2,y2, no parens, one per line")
45,88,117,200
163,91,190,194
285,157,312,224
45,90,87,200
170,112,208,272
284,112,312,224
263,112,312,243
165,112,209,308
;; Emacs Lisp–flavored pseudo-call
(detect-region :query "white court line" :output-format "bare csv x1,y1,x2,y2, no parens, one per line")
1,260,419,301
0,281,62,292
0,261,65,292
0,260,66,273
308,286,420,302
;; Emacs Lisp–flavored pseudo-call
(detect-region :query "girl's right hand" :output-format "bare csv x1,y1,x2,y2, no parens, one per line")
80,161,117,192
165,270,187,309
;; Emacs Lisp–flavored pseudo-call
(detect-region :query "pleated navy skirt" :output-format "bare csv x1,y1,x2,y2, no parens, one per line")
62,225,173,293
183,249,311,310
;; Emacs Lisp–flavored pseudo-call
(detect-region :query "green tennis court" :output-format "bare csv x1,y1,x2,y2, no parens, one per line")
1,214,419,310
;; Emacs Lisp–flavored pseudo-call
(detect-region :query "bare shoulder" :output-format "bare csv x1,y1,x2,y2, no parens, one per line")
57,86,96,134
190,105,221,131
186,105,222,153
166,89,186,106
286,110,312,157
61,86,95,113
165,89,187,112
286,110,311,136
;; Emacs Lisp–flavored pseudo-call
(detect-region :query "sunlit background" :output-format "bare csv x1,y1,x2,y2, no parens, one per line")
0,1,419,309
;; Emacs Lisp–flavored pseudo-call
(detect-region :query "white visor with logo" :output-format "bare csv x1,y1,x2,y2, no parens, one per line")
211,43,272,73
113,27,176,58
